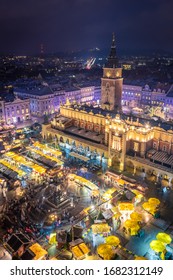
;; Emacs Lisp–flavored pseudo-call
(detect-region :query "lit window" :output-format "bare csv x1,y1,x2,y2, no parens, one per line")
153,142,157,149
163,145,167,152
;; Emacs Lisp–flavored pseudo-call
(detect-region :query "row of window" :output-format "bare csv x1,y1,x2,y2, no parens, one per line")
6,108,29,115
151,101,163,105
153,142,168,152
122,92,141,96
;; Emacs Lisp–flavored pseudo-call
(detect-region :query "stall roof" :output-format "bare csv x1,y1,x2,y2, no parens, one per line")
20,249,35,260
29,243,48,260
6,233,30,253
69,152,89,162
91,223,111,234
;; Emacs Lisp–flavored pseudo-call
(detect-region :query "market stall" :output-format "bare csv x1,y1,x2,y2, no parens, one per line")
148,198,160,206
123,219,140,236
29,243,48,260
91,222,111,246
102,187,118,200
130,212,143,223
69,239,90,260
105,235,120,247
69,152,90,162
68,174,98,191
142,201,159,216
118,202,134,220
97,244,115,260
4,151,47,175
91,223,111,236
0,158,26,177
132,189,144,203
27,146,63,166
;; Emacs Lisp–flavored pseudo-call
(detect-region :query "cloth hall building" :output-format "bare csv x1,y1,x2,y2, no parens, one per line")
42,35,173,185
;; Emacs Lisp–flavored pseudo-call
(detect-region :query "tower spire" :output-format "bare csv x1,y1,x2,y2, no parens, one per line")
112,32,115,47
105,33,118,68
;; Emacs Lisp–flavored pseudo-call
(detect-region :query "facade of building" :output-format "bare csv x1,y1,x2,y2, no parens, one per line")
140,84,152,106
164,86,173,117
151,89,166,107
94,86,101,104
65,86,95,104
80,86,95,104
94,83,172,111
122,85,142,107
0,100,5,123
15,86,65,117
14,85,96,117
42,102,173,184
0,97,30,124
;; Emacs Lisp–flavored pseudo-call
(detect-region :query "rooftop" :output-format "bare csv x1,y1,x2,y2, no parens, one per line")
65,126,104,144
15,86,55,96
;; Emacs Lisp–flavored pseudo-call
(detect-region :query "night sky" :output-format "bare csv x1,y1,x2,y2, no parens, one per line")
0,0,173,55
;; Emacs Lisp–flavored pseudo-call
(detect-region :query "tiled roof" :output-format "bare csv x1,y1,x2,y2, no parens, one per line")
151,151,173,166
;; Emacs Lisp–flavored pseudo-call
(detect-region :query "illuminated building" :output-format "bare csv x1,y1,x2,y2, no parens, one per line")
42,35,173,186
15,85,96,117
122,85,142,107
0,100,5,123
0,97,30,124
42,99,173,185
15,86,65,117
122,64,132,70
101,33,123,112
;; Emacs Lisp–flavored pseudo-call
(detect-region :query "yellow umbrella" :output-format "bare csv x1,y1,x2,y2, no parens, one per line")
130,212,143,222
97,244,114,260
142,202,157,215
150,240,165,253
156,233,172,245
148,198,160,206
124,219,139,228
124,219,140,235
105,235,120,247
142,202,151,210
118,202,134,212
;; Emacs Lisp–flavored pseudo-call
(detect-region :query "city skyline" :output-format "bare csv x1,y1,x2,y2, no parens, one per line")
0,0,173,55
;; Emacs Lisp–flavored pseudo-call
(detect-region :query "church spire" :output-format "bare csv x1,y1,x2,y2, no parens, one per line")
112,32,115,48
105,33,118,68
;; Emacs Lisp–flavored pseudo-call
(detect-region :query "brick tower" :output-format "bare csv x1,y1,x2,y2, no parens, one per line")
101,33,123,112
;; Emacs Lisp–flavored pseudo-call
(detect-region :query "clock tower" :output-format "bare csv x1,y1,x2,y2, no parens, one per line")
101,33,123,112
